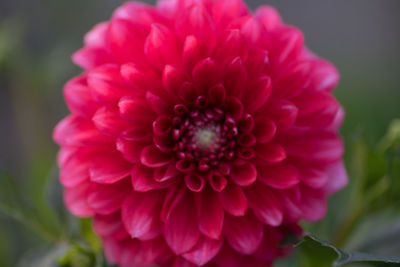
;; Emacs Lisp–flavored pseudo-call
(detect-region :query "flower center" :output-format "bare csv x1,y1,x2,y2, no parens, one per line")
172,104,238,172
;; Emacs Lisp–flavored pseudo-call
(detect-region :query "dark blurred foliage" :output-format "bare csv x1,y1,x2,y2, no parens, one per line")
0,0,399,266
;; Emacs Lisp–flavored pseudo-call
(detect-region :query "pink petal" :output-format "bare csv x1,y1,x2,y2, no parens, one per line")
64,181,94,217
165,194,200,254
324,160,348,194
163,65,188,94
260,99,298,132
60,149,92,188
242,75,272,113
284,132,344,163
219,182,247,216
87,64,130,104
53,115,112,146
107,18,148,64
224,97,243,121
153,116,173,136
182,35,205,72
208,172,228,192
122,191,164,240
175,3,216,40
146,90,172,115
230,162,257,186
195,189,224,240
224,212,264,254
93,213,129,240
131,164,174,192
244,183,284,226
87,178,131,215
214,30,248,67
84,22,108,46
208,84,226,107
120,125,152,141
254,6,282,31
144,24,180,69
160,183,187,222
116,137,150,163
308,58,339,92
72,46,112,70
120,63,161,92
257,162,300,189
140,145,173,168
118,95,157,125
92,105,130,137
183,236,223,266
254,142,286,165
222,57,247,97
253,117,277,143
63,75,99,119
90,151,132,184
213,0,249,28
184,173,205,192
192,58,219,93
113,2,167,25
299,185,327,221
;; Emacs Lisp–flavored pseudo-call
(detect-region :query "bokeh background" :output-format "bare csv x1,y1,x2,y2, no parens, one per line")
0,0,399,266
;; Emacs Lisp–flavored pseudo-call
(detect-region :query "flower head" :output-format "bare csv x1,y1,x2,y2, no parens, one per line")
54,0,347,266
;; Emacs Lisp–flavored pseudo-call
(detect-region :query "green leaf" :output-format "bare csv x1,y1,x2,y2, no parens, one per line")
299,234,400,266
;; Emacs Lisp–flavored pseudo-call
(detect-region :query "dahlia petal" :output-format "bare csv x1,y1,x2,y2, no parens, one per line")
141,146,173,168
268,25,304,66
121,126,152,141
172,257,197,267
154,163,180,182
237,147,255,160
242,75,272,113
261,99,298,132
213,0,249,28
131,164,174,192
60,149,92,188
327,106,345,132
299,185,327,221
117,137,150,163
224,97,243,121
84,22,108,47
297,164,329,189
72,46,112,70
64,181,94,217
254,6,282,31
90,151,132,184
237,133,256,147
254,142,286,165
214,30,248,67
184,173,205,192
93,213,129,240
208,84,226,107
53,115,112,146
146,90,172,115
230,162,257,186
165,194,200,254
176,3,216,40
63,75,99,119
244,183,284,226
122,191,164,240
237,114,255,134
178,82,198,105
195,189,224,239
222,57,247,97
107,18,148,63
308,59,339,92
192,58,219,93
284,132,344,163
324,160,348,194
87,178,131,215
208,172,228,192
233,17,268,47
163,65,188,94
113,2,168,25
253,118,277,143
183,236,223,266
278,189,303,222
153,115,173,136
257,162,300,189
182,35,205,71
219,182,247,216
273,60,311,99
160,183,187,222
245,48,269,78
120,63,161,92
119,95,157,125
87,64,129,104
224,212,264,254
92,106,130,137
294,90,339,129
144,24,180,69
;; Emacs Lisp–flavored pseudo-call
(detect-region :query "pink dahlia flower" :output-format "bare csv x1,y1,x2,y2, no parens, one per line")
54,0,347,266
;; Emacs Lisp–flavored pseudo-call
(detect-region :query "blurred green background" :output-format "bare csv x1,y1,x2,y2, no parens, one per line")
0,0,399,266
